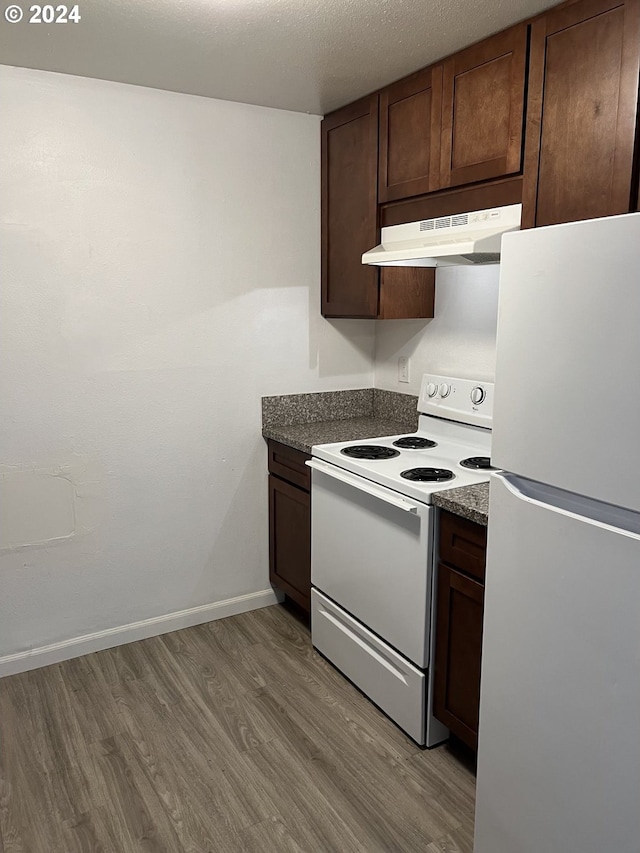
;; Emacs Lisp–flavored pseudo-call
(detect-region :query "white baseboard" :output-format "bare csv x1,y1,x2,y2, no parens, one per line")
0,587,284,679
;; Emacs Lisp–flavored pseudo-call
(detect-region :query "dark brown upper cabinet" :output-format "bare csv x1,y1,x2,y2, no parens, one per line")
440,24,529,190
522,0,640,228
321,97,436,320
321,0,640,319
378,65,443,203
321,95,380,318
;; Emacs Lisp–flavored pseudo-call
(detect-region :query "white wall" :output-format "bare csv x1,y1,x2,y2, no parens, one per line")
374,265,500,394
0,65,375,668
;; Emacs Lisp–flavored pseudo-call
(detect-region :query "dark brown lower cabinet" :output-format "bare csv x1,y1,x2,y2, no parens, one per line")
267,441,311,614
434,511,487,750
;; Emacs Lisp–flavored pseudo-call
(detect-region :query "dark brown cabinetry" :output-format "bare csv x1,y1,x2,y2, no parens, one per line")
434,511,487,751
378,24,528,203
522,0,640,228
322,98,436,320
379,25,528,202
321,0,640,319
440,25,528,189
268,440,311,613
379,66,443,203
322,96,380,318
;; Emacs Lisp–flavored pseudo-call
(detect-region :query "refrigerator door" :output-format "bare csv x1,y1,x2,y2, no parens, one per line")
475,473,640,853
493,212,640,513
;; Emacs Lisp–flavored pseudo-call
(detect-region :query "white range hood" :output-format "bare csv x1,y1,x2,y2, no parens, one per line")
362,203,522,268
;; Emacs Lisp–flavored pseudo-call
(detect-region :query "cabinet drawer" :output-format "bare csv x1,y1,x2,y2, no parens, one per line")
439,510,487,581
267,440,310,490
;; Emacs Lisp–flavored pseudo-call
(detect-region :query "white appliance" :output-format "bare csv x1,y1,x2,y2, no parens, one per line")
361,203,521,267
309,374,495,746
475,213,640,853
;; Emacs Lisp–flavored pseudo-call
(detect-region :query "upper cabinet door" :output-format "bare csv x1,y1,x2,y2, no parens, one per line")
378,66,443,203
440,25,528,189
321,96,379,318
522,0,640,228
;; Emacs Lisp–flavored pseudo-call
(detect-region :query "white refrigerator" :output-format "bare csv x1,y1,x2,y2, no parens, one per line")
474,213,640,853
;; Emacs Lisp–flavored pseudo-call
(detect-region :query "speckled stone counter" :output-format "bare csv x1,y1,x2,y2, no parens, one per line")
262,389,373,428
432,482,490,526
262,388,419,455
263,416,418,455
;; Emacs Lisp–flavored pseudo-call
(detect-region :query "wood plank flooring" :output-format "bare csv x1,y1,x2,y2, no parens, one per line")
0,604,476,852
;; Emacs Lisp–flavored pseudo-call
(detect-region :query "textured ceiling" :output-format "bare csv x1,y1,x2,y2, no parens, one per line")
0,0,558,114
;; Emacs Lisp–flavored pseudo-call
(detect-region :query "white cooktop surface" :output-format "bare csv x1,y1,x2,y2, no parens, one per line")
312,414,493,504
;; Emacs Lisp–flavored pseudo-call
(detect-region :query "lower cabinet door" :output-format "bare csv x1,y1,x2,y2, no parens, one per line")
268,474,311,612
434,562,484,749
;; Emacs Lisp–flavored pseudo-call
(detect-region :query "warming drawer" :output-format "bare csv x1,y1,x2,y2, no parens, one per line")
311,588,427,744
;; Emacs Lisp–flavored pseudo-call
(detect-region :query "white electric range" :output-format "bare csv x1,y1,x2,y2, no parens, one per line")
308,374,494,747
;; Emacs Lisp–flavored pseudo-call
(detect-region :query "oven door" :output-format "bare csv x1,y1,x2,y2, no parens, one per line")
308,458,433,668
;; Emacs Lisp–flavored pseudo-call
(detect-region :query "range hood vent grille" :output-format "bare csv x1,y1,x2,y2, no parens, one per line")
419,212,470,232
362,203,522,268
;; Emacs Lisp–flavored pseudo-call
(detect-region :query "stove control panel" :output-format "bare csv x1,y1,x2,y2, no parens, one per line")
418,374,494,428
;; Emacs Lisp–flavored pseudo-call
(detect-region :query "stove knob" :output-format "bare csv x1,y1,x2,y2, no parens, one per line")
439,383,451,398
426,382,438,398
470,385,485,405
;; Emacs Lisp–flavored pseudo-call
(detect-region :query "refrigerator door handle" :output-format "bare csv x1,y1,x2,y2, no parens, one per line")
495,472,640,540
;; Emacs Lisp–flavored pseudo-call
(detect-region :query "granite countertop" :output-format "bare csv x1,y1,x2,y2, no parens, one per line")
262,388,419,455
432,482,489,526
263,416,418,455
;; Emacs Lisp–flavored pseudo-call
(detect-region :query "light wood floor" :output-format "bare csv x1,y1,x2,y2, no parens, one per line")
0,603,476,852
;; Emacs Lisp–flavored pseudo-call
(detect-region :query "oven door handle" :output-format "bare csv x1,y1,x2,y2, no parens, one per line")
306,459,420,514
